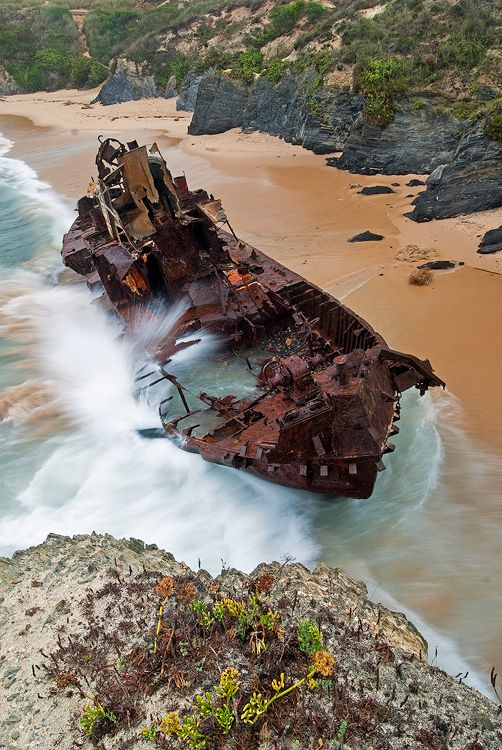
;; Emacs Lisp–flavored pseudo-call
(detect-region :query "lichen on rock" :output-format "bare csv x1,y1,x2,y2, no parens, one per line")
0,534,500,749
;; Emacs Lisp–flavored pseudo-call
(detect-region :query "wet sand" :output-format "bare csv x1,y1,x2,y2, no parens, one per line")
1,90,502,453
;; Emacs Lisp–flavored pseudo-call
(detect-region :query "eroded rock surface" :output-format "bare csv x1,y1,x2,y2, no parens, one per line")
409,126,502,221
92,59,165,105
327,108,465,175
478,227,502,254
0,534,500,749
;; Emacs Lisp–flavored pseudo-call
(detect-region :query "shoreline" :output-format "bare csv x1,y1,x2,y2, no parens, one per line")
1,93,501,453
1,97,502,692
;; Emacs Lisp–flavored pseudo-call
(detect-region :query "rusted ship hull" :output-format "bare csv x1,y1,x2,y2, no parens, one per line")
62,138,444,499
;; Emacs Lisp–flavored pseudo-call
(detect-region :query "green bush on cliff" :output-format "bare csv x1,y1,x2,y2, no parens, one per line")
357,57,408,126
254,1,329,48
7,48,105,92
84,9,140,64
437,33,486,69
231,49,263,83
484,115,502,141
264,57,289,85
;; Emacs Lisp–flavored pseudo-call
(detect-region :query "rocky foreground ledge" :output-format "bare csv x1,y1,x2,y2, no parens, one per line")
0,535,500,750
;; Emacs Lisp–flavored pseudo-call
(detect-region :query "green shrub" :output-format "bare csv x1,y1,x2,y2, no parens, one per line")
7,48,105,92
232,49,263,83
84,9,140,63
264,57,288,85
357,57,408,126
254,1,332,48
450,100,475,121
297,619,323,655
438,34,486,69
305,2,328,24
484,115,502,141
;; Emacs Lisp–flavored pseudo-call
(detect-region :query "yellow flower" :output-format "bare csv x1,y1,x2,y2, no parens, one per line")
271,673,285,692
218,667,240,698
311,650,335,677
159,711,181,735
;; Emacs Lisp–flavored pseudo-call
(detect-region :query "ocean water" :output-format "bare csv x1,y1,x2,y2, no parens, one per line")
0,130,501,698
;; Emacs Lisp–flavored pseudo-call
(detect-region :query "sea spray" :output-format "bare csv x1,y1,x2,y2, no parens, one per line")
0,134,73,270
0,129,501,699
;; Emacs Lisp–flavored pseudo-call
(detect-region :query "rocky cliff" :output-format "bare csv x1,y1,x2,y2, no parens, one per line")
92,59,174,106
409,125,502,222
0,534,500,749
0,66,21,96
181,71,502,220
184,70,363,155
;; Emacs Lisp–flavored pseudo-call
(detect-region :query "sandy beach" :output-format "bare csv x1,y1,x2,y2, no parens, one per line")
1,88,502,453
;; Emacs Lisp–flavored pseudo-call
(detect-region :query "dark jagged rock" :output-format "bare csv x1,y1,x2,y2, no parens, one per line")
328,108,466,175
358,185,395,195
242,74,362,154
184,71,501,220
187,71,363,154
348,231,384,242
418,260,457,270
92,59,163,105
177,71,205,112
408,126,502,221
478,226,502,254
188,74,248,135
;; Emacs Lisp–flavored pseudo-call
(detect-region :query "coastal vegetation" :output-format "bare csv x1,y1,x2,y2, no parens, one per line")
1,1,501,130
1,534,501,749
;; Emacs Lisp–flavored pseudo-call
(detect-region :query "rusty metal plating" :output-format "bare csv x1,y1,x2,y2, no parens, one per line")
61,138,444,499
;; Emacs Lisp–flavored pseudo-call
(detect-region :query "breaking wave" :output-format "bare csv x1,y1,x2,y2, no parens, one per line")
0,129,500,697
0,276,318,572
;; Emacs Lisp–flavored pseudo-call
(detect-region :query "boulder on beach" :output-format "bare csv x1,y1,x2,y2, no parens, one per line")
418,260,459,270
348,231,384,242
408,127,502,222
406,178,426,187
358,185,395,195
478,226,502,254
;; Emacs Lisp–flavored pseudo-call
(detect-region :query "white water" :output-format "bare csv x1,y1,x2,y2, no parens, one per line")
0,129,500,698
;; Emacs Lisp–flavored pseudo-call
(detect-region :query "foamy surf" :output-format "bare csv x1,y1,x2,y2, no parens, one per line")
0,130,500,700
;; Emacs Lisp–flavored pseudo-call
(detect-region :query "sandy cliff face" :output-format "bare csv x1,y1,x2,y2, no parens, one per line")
0,534,500,749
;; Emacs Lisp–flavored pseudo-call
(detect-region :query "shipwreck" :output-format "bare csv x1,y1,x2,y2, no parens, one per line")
62,138,444,499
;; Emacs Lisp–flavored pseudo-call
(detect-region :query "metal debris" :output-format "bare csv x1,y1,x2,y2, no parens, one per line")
62,138,445,499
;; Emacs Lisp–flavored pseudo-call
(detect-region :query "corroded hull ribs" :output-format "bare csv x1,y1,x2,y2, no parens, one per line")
62,138,444,499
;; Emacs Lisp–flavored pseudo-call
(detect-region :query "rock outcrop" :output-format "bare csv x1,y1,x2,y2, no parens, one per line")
327,107,466,175
478,226,502,254
187,71,364,154
92,62,502,220
409,126,502,221
1,533,499,750
188,73,248,134
0,66,21,96
92,59,167,105
177,71,205,112
349,230,384,242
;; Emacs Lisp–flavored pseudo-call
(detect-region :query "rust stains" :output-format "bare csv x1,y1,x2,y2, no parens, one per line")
61,138,445,499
